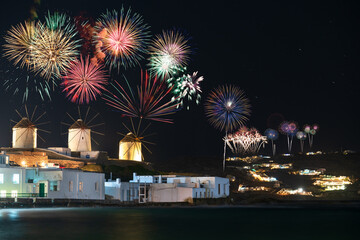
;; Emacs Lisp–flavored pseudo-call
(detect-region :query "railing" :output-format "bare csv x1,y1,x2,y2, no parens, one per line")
0,193,48,198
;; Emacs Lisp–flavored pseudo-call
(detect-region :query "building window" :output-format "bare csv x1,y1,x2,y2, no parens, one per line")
69,181,73,192
11,190,18,198
79,182,83,192
95,182,99,192
49,181,58,191
0,190,6,198
218,184,221,195
0,174,4,184
13,174,20,184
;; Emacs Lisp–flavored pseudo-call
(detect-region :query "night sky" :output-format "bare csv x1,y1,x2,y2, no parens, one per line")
0,0,359,163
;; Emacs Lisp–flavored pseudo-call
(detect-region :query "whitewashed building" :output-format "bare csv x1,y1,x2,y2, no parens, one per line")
105,173,230,203
105,178,139,202
0,163,104,200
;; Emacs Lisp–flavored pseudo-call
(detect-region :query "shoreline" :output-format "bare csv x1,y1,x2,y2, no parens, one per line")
2,198,360,209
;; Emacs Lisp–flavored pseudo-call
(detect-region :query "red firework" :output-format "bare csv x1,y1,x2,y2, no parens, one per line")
103,70,180,123
62,56,108,104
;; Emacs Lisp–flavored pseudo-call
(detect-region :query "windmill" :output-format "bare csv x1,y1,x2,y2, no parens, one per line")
11,105,50,149
118,118,155,162
61,106,105,152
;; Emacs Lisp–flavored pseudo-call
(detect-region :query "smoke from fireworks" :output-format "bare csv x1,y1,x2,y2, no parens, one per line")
94,8,150,70
148,30,190,78
103,71,180,123
61,56,108,104
205,85,251,133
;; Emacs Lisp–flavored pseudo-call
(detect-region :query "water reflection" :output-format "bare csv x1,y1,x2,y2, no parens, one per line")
0,207,359,240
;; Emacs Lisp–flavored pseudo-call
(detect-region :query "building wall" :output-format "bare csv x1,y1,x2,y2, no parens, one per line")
119,141,142,161
1,166,104,200
0,167,27,197
7,152,48,167
68,129,91,152
12,128,37,148
45,169,104,200
105,179,139,201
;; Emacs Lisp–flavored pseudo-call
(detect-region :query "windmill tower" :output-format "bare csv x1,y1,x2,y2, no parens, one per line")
62,107,105,153
12,117,37,148
68,119,92,152
11,105,49,149
119,132,142,161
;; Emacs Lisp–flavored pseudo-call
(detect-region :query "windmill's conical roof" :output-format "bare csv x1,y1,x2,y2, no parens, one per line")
13,117,35,128
121,132,141,142
69,119,89,129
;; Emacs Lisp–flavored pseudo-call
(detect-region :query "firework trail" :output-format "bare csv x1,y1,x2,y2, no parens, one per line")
103,71,180,123
265,128,279,156
94,8,151,70
1,64,52,103
62,56,108,104
279,121,298,153
296,131,307,153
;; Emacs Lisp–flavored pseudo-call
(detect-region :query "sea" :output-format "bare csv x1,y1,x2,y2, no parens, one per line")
0,206,359,240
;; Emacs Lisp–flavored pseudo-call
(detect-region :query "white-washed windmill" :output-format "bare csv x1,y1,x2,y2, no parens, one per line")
118,118,155,162
11,105,50,149
61,106,105,152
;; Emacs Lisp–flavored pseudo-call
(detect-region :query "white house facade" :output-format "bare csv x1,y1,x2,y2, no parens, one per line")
0,164,105,200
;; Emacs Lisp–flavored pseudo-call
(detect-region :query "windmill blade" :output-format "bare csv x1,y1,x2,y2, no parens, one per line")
33,111,46,123
36,121,51,126
61,122,72,126
37,129,51,134
84,107,91,123
66,112,77,123
25,104,29,119
142,143,153,154
15,109,23,119
77,106,81,120
31,105,38,122
86,112,100,125
88,123,105,128
91,130,105,136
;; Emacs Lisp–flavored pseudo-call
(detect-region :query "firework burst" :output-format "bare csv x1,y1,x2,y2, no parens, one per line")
94,8,150,70
179,71,203,109
205,85,251,133
103,71,180,123
3,21,36,69
61,56,108,104
31,23,80,80
148,30,190,78
225,127,267,155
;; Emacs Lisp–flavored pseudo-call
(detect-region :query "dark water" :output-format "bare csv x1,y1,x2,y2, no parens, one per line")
0,206,359,240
